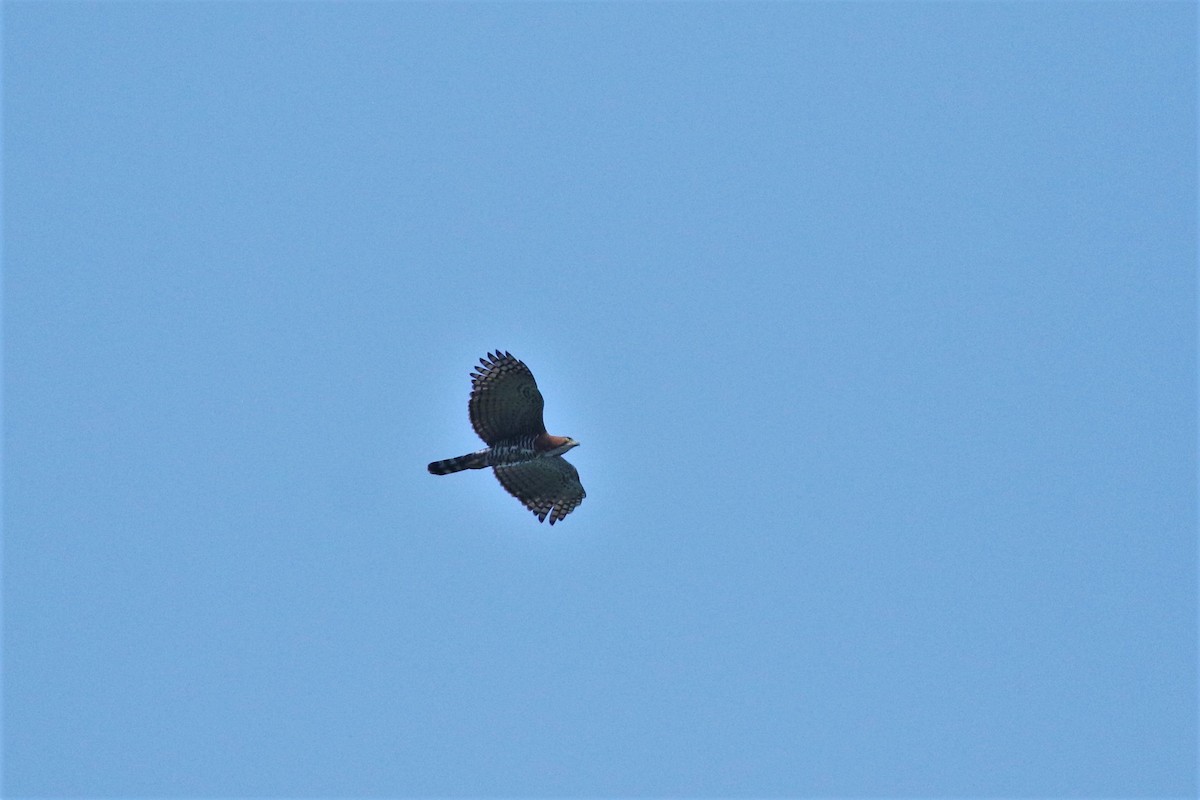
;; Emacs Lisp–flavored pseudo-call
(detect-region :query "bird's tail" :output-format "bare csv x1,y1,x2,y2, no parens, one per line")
428,450,489,475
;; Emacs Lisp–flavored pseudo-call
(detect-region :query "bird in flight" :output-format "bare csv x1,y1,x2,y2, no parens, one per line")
428,351,585,525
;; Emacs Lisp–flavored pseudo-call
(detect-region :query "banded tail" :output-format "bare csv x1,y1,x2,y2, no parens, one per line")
428,450,488,475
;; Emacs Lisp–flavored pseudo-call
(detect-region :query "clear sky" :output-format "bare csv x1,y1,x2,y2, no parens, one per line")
4,2,1195,797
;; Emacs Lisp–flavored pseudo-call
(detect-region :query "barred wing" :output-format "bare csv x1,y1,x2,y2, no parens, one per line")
468,351,546,445
492,457,585,525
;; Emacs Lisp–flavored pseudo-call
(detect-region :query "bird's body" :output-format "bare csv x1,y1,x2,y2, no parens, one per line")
428,352,585,524
427,433,577,475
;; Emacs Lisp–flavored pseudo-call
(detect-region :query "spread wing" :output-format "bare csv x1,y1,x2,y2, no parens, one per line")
493,457,585,525
468,351,547,444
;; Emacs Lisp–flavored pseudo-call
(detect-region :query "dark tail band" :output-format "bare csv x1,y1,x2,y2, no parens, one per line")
428,451,487,475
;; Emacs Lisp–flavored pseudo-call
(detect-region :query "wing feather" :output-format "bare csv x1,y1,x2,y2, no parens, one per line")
492,457,585,525
468,351,546,444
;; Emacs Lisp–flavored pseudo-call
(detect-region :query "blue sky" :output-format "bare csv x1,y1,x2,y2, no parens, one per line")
4,2,1195,797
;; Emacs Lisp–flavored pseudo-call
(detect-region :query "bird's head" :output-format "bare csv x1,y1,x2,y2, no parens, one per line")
546,436,579,457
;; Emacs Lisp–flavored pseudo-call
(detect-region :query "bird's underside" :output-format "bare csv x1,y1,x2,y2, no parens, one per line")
428,351,585,525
